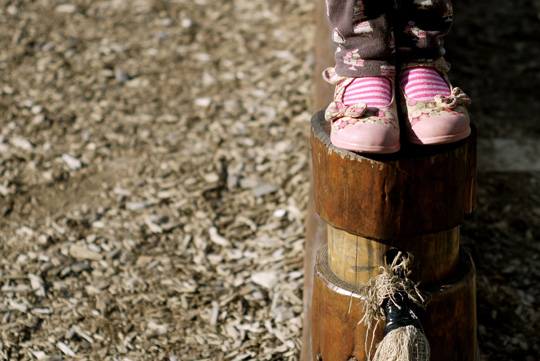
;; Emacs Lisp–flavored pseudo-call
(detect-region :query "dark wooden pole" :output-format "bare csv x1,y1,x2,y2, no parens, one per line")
299,0,334,359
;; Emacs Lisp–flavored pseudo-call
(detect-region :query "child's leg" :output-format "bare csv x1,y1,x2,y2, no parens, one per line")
394,0,453,66
395,0,471,145
327,0,396,78
324,0,400,153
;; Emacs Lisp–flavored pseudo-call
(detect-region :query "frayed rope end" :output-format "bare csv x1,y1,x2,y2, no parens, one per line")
372,325,430,361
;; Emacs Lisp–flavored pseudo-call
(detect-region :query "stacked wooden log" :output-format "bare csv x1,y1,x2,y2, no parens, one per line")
309,111,477,361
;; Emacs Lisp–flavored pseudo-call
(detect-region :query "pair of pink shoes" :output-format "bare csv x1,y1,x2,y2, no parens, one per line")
324,65,471,154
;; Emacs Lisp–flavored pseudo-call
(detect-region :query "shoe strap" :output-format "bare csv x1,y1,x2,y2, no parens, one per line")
322,67,347,85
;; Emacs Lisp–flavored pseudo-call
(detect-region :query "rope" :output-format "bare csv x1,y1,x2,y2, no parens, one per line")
361,252,431,361
315,247,432,361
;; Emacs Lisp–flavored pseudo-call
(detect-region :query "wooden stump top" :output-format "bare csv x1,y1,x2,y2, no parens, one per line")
311,110,476,239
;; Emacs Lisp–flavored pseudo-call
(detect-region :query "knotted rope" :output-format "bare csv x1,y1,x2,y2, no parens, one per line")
358,252,431,361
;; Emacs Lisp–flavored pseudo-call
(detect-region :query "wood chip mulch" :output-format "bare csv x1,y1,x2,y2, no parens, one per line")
1,0,539,360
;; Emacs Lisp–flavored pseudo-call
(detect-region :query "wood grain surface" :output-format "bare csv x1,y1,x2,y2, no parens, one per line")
327,225,460,287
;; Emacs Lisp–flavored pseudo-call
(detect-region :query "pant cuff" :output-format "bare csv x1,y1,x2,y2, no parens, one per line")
335,58,396,78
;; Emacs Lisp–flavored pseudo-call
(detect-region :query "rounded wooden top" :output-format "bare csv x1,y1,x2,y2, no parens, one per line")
311,110,476,239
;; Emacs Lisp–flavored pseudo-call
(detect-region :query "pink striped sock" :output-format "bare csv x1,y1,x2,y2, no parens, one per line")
400,67,451,102
342,77,392,108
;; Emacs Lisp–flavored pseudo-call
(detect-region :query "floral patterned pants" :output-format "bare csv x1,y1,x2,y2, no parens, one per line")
327,0,453,77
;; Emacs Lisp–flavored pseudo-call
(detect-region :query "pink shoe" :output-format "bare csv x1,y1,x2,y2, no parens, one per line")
323,68,400,154
400,65,472,145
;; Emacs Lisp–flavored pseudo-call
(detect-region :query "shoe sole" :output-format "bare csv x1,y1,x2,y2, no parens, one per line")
407,127,471,145
331,133,401,154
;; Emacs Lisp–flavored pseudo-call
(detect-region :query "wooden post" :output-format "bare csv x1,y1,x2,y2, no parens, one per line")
307,110,477,361
299,0,335,359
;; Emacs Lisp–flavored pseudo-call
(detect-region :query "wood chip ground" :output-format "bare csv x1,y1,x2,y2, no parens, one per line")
1,0,539,360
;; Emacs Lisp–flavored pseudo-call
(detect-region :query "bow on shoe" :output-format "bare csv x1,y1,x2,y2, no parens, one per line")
434,87,471,108
325,101,367,122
